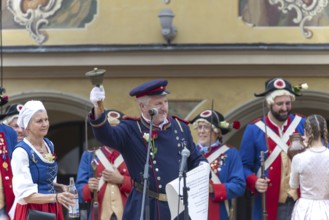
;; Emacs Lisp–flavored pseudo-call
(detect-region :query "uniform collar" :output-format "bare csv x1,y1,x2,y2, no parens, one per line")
198,140,221,154
266,113,291,134
141,113,170,131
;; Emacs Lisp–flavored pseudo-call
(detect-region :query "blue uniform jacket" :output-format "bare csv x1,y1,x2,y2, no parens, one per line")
89,112,207,220
200,144,245,220
0,124,17,214
0,124,17,158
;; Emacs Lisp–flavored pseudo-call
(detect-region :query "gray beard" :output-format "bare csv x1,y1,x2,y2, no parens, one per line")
270,108,290,122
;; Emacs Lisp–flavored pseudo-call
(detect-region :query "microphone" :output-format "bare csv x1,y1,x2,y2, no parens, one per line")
179,148,190,179
148,108,158,116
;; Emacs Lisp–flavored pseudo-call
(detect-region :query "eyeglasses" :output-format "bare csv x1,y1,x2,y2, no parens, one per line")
197,124,212,131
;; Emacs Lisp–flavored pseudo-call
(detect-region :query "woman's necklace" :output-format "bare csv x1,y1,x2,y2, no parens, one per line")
27,138,47,155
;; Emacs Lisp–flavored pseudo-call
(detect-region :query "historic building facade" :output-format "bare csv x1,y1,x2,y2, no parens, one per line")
2,0,329,218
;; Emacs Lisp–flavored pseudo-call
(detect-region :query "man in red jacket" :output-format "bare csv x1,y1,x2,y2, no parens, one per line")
76,109,132,220
240,78,307,220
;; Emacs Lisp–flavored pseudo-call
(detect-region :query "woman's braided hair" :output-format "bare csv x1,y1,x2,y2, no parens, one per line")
304,114,328,147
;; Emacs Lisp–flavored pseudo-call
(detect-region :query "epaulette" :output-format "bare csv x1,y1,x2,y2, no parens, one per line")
123,115,140,121
250,117,262,124
172,115,189,124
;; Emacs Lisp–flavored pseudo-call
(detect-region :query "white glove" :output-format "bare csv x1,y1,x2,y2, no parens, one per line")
90,85,105,107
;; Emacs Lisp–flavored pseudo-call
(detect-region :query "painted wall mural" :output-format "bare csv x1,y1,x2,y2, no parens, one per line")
3,0,329,46
6,0,97,44
239,0,329,38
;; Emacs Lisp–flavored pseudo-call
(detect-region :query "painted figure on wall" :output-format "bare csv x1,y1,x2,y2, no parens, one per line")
4,0,97,43
239,0,329,38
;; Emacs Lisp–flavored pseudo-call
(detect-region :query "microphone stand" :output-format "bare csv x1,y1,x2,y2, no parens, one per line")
182,170,190,220
139,114,155,220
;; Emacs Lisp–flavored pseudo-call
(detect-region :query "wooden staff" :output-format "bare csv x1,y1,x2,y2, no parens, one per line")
260,151,267,220
91,148,99,220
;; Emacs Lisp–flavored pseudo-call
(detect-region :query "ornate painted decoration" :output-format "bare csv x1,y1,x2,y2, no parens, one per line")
7,0,64,44
269,0,329,38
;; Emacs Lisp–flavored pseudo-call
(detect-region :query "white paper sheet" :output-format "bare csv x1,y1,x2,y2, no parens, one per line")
165,162,210,220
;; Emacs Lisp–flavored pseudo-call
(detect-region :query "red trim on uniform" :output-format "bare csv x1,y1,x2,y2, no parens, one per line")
123,115,140,121
208,195,220,220
212,183,227,202
136,86,166,98
82,184,93,201
172,115,189,124
251,117,262,124
246,174,258,193
0,132,14,214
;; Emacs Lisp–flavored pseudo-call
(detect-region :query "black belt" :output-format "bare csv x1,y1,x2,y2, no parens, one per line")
134,182,167,202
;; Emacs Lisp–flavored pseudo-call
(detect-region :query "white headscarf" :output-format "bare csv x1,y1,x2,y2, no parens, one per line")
17,100,46,129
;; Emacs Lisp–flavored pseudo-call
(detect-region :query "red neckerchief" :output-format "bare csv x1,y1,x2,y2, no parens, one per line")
101,146,119,164
203,145,220,158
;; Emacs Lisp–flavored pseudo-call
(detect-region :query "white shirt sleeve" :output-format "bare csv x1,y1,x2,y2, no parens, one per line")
289,154,300,189
11,147,38,204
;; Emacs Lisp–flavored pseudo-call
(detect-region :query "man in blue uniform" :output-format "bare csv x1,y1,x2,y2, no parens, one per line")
0,95,18,218
0,123,17,218
239,78,307,220
191,110,245,220
88,79,207,220
0,103,24,142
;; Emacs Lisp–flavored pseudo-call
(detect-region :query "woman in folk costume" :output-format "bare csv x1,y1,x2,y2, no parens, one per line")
9,100,76,220
190,110,245,220
76,109,132,220
290,114,329,219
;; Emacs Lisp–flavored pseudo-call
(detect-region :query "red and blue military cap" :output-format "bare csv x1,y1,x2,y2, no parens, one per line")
254,77,300,97
190,110,240,135
0,103,23,120
190,110,230,135
129,79,170,98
